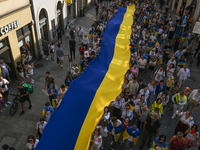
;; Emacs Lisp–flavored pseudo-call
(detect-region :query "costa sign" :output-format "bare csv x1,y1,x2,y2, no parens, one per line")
0,20,19,36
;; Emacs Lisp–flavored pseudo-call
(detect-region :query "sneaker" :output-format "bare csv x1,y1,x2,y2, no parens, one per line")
28,105,32,109
7,101,11,104
60,65,63,68
4,104,8,108
46,58,48,60
20,110,25,116
32,79,34,82
171,114,176,119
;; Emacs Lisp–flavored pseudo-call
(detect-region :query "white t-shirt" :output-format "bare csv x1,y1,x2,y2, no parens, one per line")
155,69,165,82
36,121,47,134
26,139,39,150
138,59,146,69
0,78,9,91
167,68,175,78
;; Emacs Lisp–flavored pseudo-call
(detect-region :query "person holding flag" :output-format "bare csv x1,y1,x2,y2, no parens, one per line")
123,125,140,150
108,116,123,150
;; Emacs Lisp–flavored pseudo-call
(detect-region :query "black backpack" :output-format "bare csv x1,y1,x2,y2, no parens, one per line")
70,30,74,36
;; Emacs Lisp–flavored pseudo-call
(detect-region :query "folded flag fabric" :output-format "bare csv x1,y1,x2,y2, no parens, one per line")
36,4,135,150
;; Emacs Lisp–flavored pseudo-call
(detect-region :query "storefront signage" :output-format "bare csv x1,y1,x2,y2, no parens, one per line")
0,20,19,36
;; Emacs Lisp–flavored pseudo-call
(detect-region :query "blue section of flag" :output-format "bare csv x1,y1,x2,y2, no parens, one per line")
36,6,127,150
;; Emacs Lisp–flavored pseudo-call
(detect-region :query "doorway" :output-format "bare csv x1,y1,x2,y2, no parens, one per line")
39,8,49,41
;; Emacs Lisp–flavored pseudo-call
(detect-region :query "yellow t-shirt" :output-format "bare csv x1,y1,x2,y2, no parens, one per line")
167,79,174,87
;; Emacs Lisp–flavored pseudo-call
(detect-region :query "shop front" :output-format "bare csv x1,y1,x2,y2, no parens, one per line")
0,5,38,79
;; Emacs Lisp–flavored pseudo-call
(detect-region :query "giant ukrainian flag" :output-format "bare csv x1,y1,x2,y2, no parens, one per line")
36,4,135,150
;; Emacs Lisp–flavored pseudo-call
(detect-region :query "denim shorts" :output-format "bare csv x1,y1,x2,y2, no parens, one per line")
125,139,133,148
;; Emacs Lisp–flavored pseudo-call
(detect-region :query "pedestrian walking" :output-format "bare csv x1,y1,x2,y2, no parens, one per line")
139,114,161,150
15,83,32,115
44,71,55,90
42,39,50,60
69,36,76,61
177,65,190,87
171,91,187,119
56,26,62,44
56,43,65,68
186,88,200,114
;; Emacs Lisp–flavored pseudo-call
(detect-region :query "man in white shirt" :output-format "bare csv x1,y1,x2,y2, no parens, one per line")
77,26,84,43
177,65,190,87
186,88,200,114
138,56,147,78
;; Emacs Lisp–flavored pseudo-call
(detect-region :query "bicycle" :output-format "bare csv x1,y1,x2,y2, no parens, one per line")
9,94,21,116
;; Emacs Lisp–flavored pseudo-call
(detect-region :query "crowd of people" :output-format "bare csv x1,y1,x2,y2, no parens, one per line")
1,0,200,149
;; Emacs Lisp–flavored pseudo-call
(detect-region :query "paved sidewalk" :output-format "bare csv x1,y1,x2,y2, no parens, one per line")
0,6,96,149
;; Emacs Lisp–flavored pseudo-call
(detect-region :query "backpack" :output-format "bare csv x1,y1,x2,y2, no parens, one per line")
70,30,74,36
22,83,33,95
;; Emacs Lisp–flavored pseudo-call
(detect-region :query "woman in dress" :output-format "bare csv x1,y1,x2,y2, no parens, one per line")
36,118,47,139
168,82,180,110
26,135,39,150
92,128,102,150
185,124,199,149
174,111,194,135
169,131,187,150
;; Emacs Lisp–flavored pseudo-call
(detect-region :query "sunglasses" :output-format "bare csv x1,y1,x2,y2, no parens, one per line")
29,139,33,142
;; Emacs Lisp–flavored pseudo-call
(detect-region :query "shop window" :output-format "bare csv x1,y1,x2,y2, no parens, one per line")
0,38,8,50
23,25,30,34
16,24,33,56
0,37,9,55
16,29,23,38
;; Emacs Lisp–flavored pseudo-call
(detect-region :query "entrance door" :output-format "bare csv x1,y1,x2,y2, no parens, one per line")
39,8,49,41
40,25,48,41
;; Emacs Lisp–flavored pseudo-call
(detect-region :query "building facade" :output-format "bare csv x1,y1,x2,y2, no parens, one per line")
0,0,38,78
31,0,96,49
